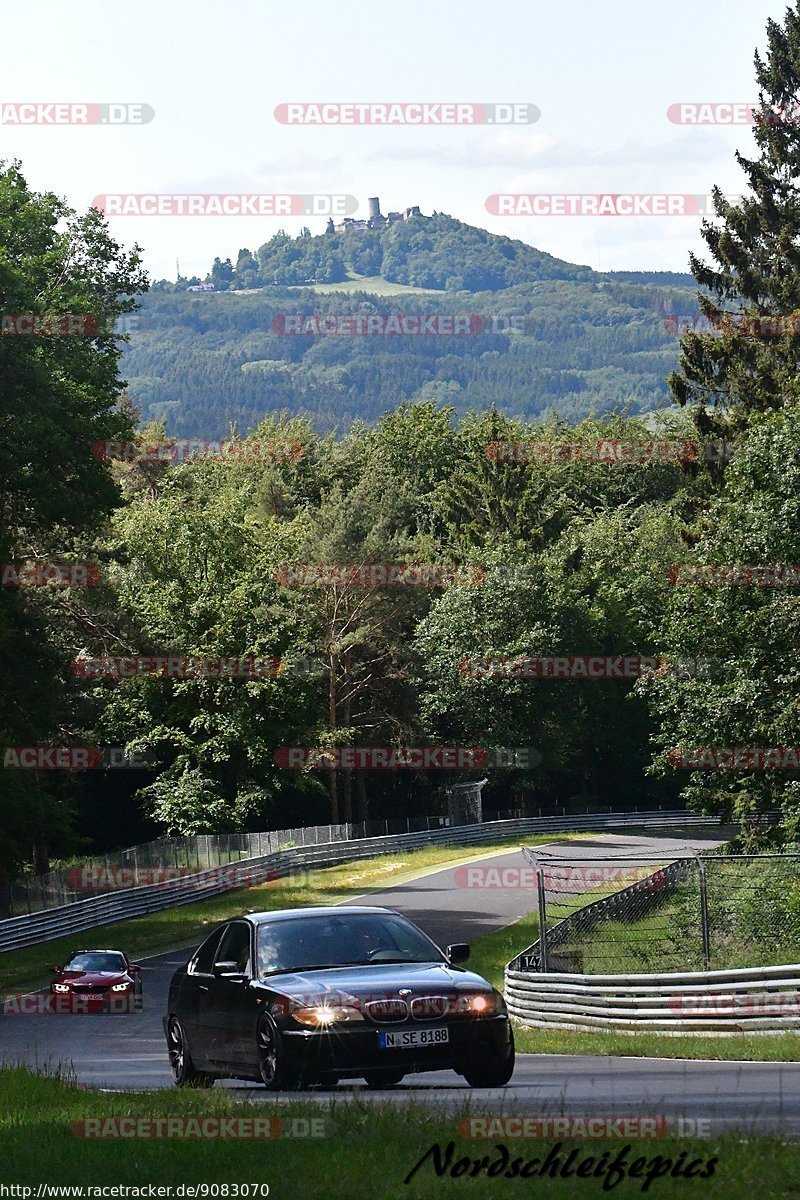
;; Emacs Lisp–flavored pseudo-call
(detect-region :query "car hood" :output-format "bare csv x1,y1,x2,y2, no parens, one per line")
256,961,492,998
58,970,130,985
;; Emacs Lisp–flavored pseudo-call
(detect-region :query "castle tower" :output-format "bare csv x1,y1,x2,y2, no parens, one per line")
368,197,382,220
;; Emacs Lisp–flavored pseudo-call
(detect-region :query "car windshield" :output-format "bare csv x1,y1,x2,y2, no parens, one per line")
63,952,127,973
256,913,444,977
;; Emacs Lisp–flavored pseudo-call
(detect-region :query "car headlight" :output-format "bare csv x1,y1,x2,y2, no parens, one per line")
292,1004,364,1027
463,992,504,1016
111,982,131,992
52,983,70,993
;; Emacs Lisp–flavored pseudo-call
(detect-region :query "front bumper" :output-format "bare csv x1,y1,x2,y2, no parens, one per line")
50,990,141,1014
278,1013,512,1078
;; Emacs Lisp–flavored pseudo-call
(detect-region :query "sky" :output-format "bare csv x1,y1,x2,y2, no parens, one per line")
0,0,790,281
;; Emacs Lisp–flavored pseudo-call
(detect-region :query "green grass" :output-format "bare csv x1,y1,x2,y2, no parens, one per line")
0,837,574,996
1,1065,797,1197
285,272,446,295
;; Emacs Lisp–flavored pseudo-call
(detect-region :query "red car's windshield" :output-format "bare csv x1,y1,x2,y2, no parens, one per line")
63,953,127,973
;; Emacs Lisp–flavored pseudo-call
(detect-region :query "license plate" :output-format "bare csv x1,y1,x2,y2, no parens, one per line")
378,1028,450,1050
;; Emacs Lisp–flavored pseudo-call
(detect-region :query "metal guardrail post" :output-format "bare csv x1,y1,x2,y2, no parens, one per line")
697,856,711,970
536,867,549,973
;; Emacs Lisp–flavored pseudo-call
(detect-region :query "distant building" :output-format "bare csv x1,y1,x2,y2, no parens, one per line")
326,196,423,235
187,282,215,292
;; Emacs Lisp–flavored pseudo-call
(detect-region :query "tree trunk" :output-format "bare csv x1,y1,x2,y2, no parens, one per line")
328,654,339,823
342,662,352,824
32,839,50,877
0,866,11,918
357,771,369,824
328,765,339,825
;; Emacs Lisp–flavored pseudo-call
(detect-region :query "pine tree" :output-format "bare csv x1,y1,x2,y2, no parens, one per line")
669,2,800,457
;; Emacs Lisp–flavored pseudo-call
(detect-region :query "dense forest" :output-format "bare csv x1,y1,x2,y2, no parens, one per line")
124,262,697,435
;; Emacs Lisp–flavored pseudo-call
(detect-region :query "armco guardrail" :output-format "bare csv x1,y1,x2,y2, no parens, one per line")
0,809,722,952
504,962,800,1034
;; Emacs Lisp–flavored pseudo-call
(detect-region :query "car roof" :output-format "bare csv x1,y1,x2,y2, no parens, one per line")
242,906,396,925
70,948,126,954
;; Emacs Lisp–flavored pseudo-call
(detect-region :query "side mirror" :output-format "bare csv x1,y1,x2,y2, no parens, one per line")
50,965,61,973
446,943,470,965
129,964,141,973
213,961,246,978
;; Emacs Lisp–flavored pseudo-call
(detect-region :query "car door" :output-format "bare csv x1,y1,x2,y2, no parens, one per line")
204,921,258,1070
180,926,225,1065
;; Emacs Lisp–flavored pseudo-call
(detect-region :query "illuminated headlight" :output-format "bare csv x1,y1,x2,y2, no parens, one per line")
52,983,70,993
465,992,503,1016
111,982,131,992
292,1004,364,1028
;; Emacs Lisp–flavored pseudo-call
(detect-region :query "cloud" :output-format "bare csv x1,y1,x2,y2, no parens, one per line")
368,128,740,176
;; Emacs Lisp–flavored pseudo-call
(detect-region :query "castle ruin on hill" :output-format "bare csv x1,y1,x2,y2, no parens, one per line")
326,196,422,235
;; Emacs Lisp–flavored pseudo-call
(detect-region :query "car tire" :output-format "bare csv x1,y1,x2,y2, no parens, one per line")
462,1029,515,1088
167,1016,214,1088
256,1014,300,1091
364,1070,405,1089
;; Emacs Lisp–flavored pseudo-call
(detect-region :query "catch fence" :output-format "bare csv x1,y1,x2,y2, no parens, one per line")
512,846,800,975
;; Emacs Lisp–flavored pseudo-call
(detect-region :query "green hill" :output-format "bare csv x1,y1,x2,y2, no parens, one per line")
122,212,699,436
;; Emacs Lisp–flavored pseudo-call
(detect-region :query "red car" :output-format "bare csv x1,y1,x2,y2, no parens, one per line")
49,949,143,1013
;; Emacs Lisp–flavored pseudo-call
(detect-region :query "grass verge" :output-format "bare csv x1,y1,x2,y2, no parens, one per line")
0,1064,795,1197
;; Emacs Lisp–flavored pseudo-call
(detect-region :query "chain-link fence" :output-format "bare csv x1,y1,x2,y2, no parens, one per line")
516,850,800,974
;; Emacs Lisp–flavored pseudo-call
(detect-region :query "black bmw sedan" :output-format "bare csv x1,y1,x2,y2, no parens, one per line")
164,906,515,1090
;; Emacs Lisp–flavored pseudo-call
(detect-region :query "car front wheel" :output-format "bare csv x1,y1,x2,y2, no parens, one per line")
256,1014,300,1091
462,1029,515,1088
167,1016,214,1088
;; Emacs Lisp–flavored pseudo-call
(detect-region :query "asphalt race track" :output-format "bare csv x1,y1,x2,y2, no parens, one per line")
6,830,800,1135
